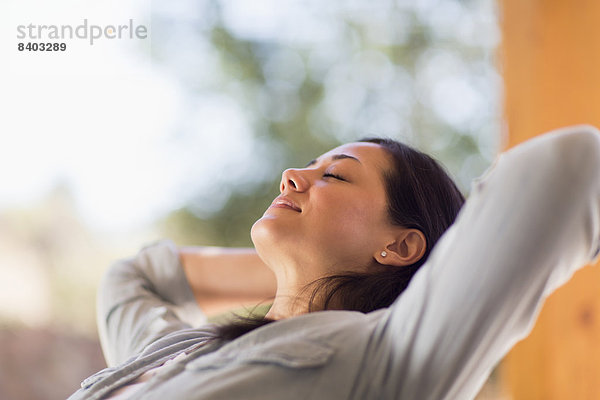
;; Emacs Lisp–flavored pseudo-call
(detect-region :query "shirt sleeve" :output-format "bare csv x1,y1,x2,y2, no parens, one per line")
364,125,600,399
97,240,207,367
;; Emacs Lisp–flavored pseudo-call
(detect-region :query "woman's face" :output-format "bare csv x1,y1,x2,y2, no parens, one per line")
251,142,394,279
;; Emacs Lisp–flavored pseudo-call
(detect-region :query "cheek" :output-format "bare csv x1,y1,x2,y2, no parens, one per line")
316,198,384,247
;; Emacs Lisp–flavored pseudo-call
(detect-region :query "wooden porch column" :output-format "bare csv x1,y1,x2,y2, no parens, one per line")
499,0,600,399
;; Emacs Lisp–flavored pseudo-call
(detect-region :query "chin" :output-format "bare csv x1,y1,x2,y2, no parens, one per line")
250,215,275,249
251,217,282,264
251,215,297,255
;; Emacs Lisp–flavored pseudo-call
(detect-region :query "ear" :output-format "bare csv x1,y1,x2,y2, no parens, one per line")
374,229,427,267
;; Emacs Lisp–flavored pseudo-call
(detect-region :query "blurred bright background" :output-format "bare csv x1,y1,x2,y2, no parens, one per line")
0,0,504,398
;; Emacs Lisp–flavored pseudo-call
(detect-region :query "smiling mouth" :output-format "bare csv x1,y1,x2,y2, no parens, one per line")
270,197,301,212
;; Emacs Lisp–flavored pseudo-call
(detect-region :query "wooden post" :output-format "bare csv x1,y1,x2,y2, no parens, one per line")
499,0,600,399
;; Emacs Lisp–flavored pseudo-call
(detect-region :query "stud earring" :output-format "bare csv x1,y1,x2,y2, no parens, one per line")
380,251,387,257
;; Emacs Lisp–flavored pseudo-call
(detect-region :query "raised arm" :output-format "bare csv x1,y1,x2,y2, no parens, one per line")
361,126,600,399
97,240,205,366
97,241,277,367
180,246,276,316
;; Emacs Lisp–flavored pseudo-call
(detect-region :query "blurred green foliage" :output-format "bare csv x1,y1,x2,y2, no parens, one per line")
153,0,500,247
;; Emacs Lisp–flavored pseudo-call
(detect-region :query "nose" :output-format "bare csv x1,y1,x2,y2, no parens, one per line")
280,168,309,193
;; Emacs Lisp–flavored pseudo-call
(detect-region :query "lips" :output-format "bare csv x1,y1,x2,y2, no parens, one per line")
270,196,302,212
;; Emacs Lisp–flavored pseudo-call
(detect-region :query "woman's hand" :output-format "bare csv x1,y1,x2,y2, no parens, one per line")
179,246,277,316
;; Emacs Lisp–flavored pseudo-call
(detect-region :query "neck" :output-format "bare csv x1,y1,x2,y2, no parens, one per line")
264,278,311,320
263,262,316,319
258,248,333,319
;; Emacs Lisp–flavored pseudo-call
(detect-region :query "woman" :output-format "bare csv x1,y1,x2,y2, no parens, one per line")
70,125,600,400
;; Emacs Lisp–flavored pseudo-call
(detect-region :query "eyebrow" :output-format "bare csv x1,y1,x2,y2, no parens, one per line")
304,153,362,168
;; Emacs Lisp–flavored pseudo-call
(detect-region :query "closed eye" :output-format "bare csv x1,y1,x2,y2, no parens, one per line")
323,172,346,181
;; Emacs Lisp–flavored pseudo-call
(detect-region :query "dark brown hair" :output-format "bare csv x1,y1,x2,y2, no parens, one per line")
216,137,465,339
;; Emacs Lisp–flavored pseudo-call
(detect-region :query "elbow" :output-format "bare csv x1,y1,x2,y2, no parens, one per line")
526,125,600,194
96,258,139,322
557,126,600,198
501,125,600,192
548,125,600,261
552,125,600,179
